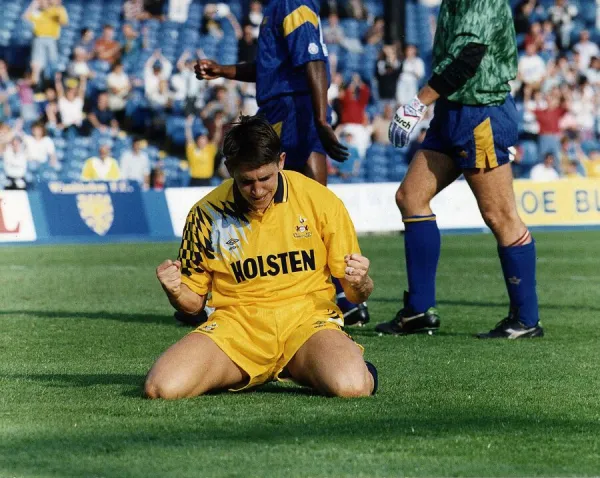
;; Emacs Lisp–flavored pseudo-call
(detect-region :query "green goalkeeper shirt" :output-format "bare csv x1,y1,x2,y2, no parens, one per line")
432,0,518,106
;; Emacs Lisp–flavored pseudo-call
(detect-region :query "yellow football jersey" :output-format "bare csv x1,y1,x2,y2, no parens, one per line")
178,171,361,308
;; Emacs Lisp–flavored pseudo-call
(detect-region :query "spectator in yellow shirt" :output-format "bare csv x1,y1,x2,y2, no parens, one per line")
584,151,600,178
185,114,222,186
23,0,69,85
81,143,121,181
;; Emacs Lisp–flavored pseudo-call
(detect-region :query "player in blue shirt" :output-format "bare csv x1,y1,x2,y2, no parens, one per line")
195,0,369,326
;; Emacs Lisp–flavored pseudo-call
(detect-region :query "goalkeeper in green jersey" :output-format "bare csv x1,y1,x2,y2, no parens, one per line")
377,0,543,339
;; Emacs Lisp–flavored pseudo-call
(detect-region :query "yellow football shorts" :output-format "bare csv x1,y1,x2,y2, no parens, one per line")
191,297,363,390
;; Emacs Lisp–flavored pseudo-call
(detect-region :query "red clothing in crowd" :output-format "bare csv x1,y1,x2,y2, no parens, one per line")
339,84,370,124
533,107,566,134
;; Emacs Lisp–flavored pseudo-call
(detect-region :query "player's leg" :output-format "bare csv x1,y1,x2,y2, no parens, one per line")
303,151,328,185
286,329,373,397
375,148,461,335
144,333,246,399
463,164,542,338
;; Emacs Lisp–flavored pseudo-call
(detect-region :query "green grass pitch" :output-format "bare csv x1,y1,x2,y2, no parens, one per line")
1,232,600,477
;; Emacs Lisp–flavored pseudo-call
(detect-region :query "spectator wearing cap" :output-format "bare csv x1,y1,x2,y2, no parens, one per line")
185,114,222,186
94,25,122,66
23,0,69,85
120,137,151,188
81,143,121,181
3,136,28,190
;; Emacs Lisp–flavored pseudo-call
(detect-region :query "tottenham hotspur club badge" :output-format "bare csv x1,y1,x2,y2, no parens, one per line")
294,215,312,238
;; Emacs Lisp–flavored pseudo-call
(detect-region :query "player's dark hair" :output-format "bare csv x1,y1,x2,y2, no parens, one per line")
223,115,281,172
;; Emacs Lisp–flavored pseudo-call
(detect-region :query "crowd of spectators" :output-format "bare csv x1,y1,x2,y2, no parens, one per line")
0,0,599,190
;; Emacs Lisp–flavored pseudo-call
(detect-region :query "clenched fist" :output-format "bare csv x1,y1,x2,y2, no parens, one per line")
344,253,370,288
156,260,182,297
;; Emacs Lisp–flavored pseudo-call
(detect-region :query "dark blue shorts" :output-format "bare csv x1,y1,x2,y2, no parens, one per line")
421,96,519,169
257,94,330,171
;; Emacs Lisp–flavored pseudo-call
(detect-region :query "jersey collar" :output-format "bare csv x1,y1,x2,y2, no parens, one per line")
232,171,288,214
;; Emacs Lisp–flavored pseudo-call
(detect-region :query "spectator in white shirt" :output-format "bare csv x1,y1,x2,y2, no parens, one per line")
530,153,560,181
168,0,192,23
3,136,28,190
68,47,92,79
120,137,151,188
144,50,172,102
171,50,206,115
24,123,57,167
518,42,546,93
55,72,86,135
396,44,425,105
548,0,578,50
574,30,600,71
107,62,131,121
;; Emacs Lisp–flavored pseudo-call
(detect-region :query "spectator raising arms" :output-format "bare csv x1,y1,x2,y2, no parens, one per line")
185,114,222,186
55,72,86,136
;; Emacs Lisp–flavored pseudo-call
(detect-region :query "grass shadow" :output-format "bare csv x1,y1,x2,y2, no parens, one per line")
0,310,176,325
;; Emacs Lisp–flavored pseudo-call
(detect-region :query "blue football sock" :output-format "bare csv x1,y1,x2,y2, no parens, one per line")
498,239,539,327
404,215,440,313
333,277,355,313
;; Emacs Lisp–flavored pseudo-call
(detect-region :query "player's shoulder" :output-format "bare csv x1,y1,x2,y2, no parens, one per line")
186,179,234,218
277,0,320,15
284,171,343,206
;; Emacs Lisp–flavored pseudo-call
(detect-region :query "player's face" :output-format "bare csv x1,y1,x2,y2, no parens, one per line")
233,155,285,212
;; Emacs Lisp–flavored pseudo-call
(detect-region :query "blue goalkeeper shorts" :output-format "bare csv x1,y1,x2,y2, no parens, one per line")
257,94,331,171
421,95,519,169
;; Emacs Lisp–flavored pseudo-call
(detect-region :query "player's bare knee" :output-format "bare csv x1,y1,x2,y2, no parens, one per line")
481,207,522,237
328,370,372,398
144,377,188,400
395,186,417,216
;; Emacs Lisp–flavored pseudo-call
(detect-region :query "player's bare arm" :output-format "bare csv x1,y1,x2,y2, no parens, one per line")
156,259,206,315
305,60,349,162
194,59,257,83
340,253,374,304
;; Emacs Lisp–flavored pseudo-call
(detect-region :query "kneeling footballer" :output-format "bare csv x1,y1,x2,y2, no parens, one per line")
145,116,377,398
